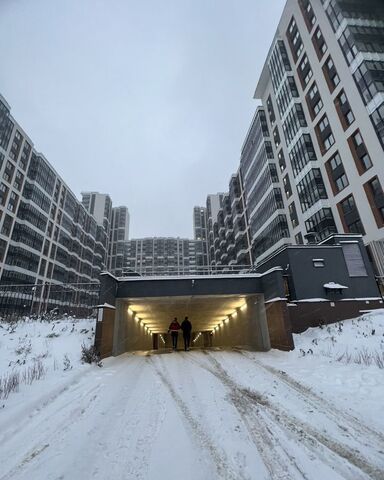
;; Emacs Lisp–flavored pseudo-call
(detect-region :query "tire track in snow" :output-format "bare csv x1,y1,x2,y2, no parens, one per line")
0,357,147,480
237,350,384,447
149,355,248,480
188,353,310,480
197,352,384,480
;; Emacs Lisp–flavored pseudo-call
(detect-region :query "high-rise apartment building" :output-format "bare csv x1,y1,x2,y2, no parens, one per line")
205,173,252,269
193,206,209,270
240,108,291,264
0,95,107,285
251,0,384,274
124,237,197,276
109,206,130,276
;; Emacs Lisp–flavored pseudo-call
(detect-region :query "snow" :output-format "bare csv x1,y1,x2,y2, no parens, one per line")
323,282,348,289
0,311,384,479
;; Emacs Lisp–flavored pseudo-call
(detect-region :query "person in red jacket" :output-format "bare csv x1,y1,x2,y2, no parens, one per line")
168,317,181,350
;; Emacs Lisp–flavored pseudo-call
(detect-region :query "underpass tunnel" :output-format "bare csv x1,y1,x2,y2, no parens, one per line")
111,294,271,355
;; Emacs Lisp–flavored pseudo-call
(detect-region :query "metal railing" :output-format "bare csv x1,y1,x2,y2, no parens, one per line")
120,264,255,277
0,282,100,321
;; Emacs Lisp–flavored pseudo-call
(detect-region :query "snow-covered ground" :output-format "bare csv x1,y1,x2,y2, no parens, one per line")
0,311,383,480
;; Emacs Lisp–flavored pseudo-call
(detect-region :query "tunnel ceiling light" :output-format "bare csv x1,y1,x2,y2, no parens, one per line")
128,307,134,315
241,303,247,310
232,310,237,317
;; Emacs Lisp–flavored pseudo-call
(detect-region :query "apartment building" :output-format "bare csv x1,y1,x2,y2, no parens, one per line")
124,237,198,276
193,206,209,270
251,0,384,275
205,172,252,269
240,107,291,264
109,206,130,276
0,95,107,286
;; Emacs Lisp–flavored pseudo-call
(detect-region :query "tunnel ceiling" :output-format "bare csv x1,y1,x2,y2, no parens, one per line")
125,294,252,334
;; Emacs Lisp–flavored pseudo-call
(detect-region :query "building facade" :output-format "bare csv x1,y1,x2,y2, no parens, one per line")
0,95,107,286
240,108,291,264
124,237,198,276
253,0,384,274
109,206,130,276
193,206,209,270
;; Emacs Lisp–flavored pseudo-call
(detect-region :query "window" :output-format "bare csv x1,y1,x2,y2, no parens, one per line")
289,133,317,176
323,55,340,92
348,130,372,174
364,176,384,227
288,202,299,228
312,27,327,60
283,175,292,199
298,55,313,88
1,214,14,237
7,191,19,213
299,0,316,32
370,103,384,150
338,194,365,235
353,60,384,107
313,259,325,268
334,90,355,130
305,208,337,240
297,168,328,212
287,17,304,62
3,161,15,184
315,115,335,154
278,149,286,172
306,82,323,120
295,232,304,244
0,182,9,206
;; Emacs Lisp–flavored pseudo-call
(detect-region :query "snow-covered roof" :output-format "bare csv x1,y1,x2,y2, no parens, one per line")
323,282,348,290
95,303,116,310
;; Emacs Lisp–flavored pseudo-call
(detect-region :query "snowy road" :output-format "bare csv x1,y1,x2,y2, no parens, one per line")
1,350,384,480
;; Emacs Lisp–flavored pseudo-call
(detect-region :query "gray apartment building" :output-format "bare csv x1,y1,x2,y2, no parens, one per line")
0,95,108,286
81,193,130,276
124,237,198,276
193,206,209,270
251,0,384,274
204,172,252,270
200,0,384,279
240,108,291,264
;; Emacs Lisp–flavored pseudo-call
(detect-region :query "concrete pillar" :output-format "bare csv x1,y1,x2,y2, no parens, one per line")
264,300,294,351
94,306,116,358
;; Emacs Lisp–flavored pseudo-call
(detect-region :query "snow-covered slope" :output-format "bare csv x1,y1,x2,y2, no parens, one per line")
0,312,383,479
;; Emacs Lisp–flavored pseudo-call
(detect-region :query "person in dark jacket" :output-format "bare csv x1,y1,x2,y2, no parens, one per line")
181,316,192,351
168,317,181,350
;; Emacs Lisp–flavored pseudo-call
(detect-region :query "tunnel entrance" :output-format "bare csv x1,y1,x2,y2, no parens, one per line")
95,271,294,357
112,293,269,354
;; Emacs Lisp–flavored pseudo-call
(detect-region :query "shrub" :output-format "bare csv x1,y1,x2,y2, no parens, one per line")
81,342,102,367
63,354,72,371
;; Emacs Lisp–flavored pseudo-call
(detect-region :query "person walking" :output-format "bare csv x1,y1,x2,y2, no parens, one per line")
181,316,192,351
168,317,181,350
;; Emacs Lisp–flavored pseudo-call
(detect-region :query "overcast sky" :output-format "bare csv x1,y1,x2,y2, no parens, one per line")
0,0,285,238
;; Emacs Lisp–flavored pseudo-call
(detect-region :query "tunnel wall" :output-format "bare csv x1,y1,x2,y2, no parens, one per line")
212,295,271,351
112,299,153,355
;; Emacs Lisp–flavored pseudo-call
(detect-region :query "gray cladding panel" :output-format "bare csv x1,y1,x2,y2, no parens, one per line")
116,276,265,298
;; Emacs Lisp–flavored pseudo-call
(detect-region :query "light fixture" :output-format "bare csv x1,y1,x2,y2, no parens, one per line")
240,303,247,311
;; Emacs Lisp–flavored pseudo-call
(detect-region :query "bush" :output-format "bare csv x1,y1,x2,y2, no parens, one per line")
81,343,102,367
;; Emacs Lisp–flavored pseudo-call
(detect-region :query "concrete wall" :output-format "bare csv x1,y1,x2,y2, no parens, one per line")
289,299,383,333
264,300,294,351
212,295,271,351
112,299,153,355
